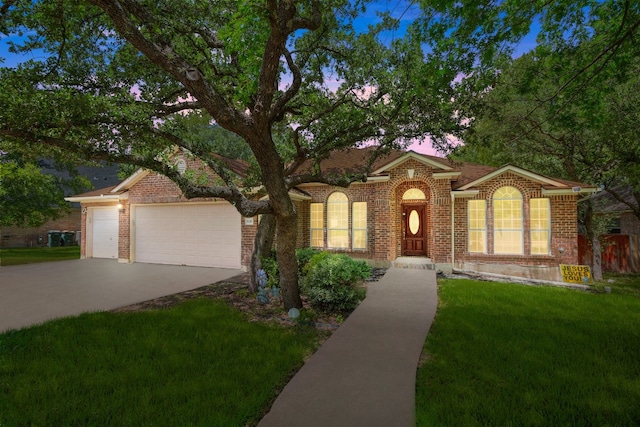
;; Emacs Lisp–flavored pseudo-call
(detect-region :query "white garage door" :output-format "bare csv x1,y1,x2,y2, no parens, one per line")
134,203,241,269
92,207,118,259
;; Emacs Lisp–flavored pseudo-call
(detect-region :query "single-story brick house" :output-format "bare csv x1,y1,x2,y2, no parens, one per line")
66,148,597,281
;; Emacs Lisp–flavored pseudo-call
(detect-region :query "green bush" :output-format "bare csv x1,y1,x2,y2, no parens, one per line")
302,253,370,314
295,248,321,276
302,250,332,276
260,248,322,287
260,253,280,289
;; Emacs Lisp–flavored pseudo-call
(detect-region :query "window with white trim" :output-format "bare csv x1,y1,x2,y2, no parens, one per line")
468,199,487,253
493,186,523,254
327,192,349,249
352,202,367,250
310,203,324,248
530,198,550,255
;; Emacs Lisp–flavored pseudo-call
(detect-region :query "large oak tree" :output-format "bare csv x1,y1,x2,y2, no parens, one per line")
1,1,462,309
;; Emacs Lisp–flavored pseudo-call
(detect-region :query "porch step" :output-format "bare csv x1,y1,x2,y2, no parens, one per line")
391,257,436,270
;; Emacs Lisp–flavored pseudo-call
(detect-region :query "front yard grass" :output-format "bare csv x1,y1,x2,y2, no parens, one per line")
416,278,640,426
0,298,321,426
0,246,80,266
600,272,640,297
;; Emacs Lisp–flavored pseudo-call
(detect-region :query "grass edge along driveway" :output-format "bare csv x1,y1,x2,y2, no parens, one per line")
0,298,322,427
417,278,640,427
0,246,81,266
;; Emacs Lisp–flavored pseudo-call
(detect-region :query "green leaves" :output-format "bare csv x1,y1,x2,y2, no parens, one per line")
0,161,70,227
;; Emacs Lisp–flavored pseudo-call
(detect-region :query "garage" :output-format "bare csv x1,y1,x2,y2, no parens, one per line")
91,207,119,259
133,203,241,269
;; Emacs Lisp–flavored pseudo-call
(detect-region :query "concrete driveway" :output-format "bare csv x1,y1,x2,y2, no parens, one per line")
0,259,243,332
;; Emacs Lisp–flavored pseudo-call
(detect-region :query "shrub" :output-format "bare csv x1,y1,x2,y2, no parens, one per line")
261,248,322,288
295,248,321,276
302,250,332,276
260,253,280,289
302,253,370,314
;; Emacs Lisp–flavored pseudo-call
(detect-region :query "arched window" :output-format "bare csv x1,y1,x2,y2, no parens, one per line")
402,188,426,200
493,186,523,254
327,192,349,249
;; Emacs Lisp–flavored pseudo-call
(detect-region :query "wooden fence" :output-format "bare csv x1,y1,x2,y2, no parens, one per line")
578,234,640,273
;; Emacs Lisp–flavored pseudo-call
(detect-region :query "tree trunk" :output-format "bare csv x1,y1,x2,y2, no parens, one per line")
583,200,603,281
591,235,603,281
249,214,276,293
275,212,303,310
248,131,302,310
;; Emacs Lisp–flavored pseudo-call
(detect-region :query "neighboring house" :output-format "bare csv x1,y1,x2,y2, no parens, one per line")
1,162,120,248
66,148,597,281
578,186,640,273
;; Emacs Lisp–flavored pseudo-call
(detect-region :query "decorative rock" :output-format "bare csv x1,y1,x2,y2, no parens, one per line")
288,308,300,319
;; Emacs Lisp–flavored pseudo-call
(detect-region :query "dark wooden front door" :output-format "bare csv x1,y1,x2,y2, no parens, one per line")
402,204,426,256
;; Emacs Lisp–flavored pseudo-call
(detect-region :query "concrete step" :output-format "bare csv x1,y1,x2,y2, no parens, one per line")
391,257,436,270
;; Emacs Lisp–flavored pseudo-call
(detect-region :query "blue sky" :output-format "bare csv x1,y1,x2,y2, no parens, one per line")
0,31,46,68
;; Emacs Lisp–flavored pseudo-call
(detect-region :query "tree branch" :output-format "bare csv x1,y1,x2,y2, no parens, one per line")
0,128,271,216
88,0,252,137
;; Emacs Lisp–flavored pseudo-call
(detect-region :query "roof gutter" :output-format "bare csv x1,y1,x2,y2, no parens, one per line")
65,192,128,203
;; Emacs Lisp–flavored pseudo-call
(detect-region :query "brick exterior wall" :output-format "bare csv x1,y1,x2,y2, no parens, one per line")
0,208,82,248
76,152,258,267
76,154,583,279
453,173,579,268
118,199,130,261
123,170,257,267
299,164,581,279
299,158,455,266
455,173,578,280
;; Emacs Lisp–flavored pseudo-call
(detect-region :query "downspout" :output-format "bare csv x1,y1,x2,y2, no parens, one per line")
451,192,455,272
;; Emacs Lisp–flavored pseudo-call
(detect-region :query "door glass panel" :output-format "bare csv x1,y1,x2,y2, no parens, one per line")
409,210,420,234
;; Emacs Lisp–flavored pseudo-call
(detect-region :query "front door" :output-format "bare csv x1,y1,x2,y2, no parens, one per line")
402,204,426,256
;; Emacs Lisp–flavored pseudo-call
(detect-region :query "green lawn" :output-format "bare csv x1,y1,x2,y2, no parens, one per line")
416,278,640,426
0,299,321,426
0,246,81,266
600,272,640,297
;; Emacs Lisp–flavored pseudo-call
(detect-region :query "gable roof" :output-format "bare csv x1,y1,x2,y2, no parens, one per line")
67,150,251,202
292,147,596,193
68,146,598,202
64,183,128,202
458,164,574,190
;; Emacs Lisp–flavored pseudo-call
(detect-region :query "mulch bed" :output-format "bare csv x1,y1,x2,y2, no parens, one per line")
112,268,387,330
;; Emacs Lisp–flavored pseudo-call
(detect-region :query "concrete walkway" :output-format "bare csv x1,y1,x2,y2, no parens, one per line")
0,259,241,332
258,266,438,427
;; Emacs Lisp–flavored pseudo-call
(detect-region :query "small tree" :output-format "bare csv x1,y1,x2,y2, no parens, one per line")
0,161,70,227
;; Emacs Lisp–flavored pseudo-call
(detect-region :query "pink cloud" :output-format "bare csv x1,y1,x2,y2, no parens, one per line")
407,135,462,157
